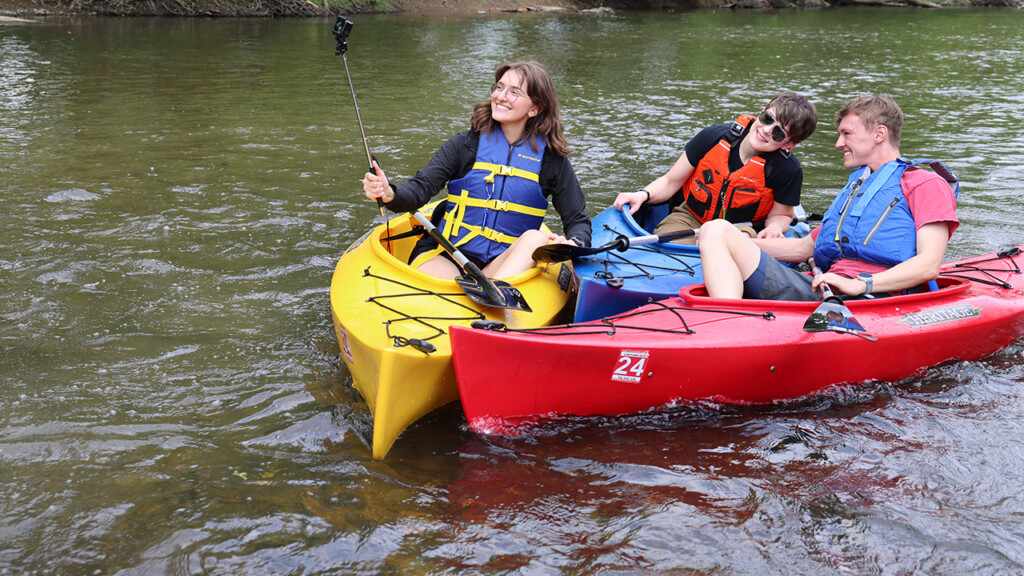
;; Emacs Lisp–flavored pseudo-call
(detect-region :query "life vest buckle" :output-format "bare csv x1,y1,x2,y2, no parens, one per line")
481,228,515,244
484,164,516,183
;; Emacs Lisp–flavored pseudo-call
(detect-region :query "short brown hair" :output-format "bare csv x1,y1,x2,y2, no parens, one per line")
835,95,903,146
767,91,818,145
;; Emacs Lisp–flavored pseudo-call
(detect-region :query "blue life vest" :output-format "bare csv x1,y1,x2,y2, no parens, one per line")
813,158,959,272
438,131,549,263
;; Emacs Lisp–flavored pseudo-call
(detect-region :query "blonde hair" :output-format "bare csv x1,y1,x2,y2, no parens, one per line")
836,95,903,146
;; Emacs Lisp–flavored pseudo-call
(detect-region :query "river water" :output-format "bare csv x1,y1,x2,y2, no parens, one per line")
3,8,1024,575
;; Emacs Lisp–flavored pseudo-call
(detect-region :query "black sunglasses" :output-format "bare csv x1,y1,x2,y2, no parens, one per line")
757,110,788,143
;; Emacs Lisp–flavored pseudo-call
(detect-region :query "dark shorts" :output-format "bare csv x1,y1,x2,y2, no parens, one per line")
743,251,819,301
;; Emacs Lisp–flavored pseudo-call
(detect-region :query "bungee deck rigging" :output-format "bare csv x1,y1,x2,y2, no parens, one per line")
589,233,699,284
362,266,484,353
473,299,777,338
939,246,1022,288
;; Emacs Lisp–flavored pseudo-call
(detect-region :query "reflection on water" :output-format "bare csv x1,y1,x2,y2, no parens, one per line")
3,9,1024,574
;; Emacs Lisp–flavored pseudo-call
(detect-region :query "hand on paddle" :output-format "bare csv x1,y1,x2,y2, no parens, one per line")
361,160,394,205
544,233,577,248
812,271,868,297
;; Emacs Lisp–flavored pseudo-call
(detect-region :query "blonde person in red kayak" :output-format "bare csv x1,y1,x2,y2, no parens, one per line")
613,91,818,243
699,94,959,300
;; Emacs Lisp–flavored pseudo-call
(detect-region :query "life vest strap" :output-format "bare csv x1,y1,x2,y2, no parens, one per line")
409,245,447,269
443,224,518,249
472,161,541,184
477,226,518,244
446,191,547,218
442,189,472,238
441,188,538,250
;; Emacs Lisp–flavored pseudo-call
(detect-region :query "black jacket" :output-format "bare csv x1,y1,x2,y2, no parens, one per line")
385,130,591,248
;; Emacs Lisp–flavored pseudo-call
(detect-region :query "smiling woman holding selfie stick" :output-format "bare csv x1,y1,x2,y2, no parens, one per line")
331,47,588,459
361,60,591,280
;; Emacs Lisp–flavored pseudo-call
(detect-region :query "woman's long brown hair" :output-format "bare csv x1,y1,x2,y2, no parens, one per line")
469,61,571,157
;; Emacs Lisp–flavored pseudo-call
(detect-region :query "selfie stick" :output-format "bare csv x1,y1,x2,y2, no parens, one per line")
333,16,385,217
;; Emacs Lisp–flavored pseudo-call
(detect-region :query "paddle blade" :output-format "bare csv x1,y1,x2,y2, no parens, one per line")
531,244,576,263
495,281,532,312
803,299,877,342
455,275,533,312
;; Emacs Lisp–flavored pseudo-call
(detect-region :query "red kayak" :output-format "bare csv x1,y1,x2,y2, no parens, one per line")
451,246,1024,432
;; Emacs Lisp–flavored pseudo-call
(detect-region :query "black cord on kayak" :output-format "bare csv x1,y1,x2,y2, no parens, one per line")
379,226,426,244
471,320,507,332
393,337,436,354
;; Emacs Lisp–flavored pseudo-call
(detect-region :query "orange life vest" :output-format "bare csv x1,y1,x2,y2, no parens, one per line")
680,114,778,224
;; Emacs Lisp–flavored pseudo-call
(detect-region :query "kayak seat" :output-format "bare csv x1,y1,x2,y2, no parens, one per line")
633,202,671,234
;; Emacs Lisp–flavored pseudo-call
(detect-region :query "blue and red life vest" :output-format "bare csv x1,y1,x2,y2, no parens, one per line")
813,158,959,272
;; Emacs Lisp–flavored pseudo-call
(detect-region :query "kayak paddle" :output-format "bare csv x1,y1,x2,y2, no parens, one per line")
802,257,877,342
411,212,531,312
532,212,823,264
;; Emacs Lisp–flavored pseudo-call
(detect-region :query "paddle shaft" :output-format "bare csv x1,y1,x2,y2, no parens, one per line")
627,212,823,248
808,258,841,302
333,16,385,217
624,226,706,247
330,19,522,310
410,211,507,307
532,212,822,263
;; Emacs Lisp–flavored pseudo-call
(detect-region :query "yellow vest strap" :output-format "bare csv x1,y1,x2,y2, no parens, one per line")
480,227,518,245
473,161,541,184
409,245,447,269
442,189,471,239
446,192,547,218
455,223,517,246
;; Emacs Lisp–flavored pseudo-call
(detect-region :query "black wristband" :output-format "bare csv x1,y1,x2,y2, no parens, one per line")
636,187,651,203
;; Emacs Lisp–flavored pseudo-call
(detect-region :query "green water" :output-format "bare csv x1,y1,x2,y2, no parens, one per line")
3,9,1024,574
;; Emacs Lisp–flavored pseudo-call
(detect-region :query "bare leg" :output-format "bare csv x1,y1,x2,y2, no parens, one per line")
417,229,557,280
483,229,549,279
415,254,463,279
699,219,765,299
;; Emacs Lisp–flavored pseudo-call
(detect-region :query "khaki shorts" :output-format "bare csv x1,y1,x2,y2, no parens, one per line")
653,206,756,245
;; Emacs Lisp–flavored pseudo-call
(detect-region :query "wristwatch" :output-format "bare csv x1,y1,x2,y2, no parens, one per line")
857,273,874,296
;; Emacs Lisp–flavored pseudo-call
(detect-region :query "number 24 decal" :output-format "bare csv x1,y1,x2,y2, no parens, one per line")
612,350,649,383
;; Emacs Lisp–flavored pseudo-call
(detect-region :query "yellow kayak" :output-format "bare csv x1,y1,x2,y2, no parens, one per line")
330,209,576,459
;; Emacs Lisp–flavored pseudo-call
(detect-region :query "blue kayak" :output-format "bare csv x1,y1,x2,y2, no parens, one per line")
572,203,811,322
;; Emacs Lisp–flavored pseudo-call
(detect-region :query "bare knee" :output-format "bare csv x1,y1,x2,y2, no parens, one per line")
516,228,548,248
698,219,735,253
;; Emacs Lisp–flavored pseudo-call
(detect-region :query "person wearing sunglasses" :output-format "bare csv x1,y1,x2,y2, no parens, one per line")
613,91,818,243
362,60,591,279
698,94,959,301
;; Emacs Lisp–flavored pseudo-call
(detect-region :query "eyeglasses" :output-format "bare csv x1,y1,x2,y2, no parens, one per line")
757,110,789,143
491,83,527,103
